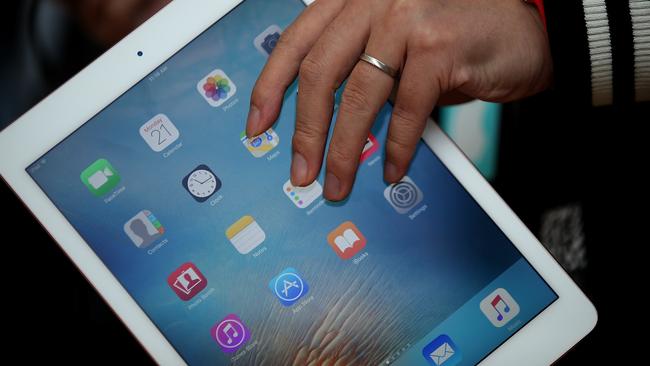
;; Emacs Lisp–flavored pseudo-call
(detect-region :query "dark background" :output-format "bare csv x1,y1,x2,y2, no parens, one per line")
1,1,642,364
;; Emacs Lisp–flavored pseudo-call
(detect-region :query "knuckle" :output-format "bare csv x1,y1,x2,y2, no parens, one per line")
340,78,373,115
387,119,423,155
250,83,269,107
346,0,368,10
327,145,357,169
389,0,418,16
386,132,415,156
391,104,422,127
411,25,445,52
452,65,472,88
293,119,326,143
299,56,325,85
274,26,299,55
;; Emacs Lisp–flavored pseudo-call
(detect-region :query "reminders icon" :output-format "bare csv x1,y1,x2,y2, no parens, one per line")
327,221,366,260
226,215,265,255
283,180,322,208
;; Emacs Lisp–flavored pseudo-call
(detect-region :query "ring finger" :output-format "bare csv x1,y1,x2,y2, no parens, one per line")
324,28,406,200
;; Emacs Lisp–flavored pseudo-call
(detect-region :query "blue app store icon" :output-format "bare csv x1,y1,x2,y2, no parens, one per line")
269,267,309,307
422,334,462,366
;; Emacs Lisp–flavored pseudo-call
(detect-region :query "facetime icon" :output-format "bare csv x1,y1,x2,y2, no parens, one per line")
327,221,367,260
80,158,121,197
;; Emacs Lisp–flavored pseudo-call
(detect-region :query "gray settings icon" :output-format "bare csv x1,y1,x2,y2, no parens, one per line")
384,176,423,214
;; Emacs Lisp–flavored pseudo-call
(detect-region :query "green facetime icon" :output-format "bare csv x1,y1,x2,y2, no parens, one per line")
80,159,121,196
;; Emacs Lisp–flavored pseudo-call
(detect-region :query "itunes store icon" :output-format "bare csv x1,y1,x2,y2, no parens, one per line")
211,314,251,353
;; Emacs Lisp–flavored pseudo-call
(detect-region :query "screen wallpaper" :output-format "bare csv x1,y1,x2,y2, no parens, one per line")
28,0,557,364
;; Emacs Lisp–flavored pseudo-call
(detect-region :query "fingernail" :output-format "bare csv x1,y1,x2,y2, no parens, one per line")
324,172,341,200
246,105,261,137
385,162,400,182
291,152,308,186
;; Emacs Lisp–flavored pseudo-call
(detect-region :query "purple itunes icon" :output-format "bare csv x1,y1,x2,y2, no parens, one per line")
210,314,250,353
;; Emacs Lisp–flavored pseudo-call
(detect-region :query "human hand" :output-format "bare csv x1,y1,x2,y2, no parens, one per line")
58,0,171,46
246,0,551,201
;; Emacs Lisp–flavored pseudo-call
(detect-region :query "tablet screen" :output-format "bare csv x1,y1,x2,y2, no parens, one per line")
27,0,557,364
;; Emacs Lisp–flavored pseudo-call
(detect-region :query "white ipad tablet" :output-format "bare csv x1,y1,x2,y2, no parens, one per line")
0,0,596,364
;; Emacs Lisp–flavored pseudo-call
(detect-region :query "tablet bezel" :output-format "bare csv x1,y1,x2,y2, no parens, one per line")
0,0,596,364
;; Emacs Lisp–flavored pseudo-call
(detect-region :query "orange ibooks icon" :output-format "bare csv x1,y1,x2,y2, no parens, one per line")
327,221,367,260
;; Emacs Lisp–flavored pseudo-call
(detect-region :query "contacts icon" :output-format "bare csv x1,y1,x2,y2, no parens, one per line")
124,210,165,248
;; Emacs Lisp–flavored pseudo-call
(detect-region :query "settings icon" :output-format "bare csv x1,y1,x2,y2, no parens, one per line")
384,176,423,214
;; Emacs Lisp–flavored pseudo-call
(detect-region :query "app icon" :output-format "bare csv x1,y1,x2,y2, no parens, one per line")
80,158,121,196
254,25,282,56
327,221,367,260
422,334,462,366
124,210,164,248
360,133,379,162
384,176,423,214
226,215,266,254
197,69,237,107
480,288,520,327
269,267,309,307
167,262,207,301
240,128,279,158
283,180,322,209
182,164,222,202
211,314,251,353
139,114,180,152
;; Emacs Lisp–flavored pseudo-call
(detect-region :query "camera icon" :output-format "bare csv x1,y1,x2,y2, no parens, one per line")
254,25,283,56
262,32,280,54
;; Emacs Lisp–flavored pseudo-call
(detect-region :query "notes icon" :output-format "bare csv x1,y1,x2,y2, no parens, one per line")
479,288,520,327
211,314,250,353
226,215,265,255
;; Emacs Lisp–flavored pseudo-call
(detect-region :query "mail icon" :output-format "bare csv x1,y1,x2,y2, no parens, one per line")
430,342,455,365
422,335,462,366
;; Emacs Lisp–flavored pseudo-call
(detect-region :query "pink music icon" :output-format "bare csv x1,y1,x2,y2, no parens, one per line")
480,288,520,327
211,314,251,353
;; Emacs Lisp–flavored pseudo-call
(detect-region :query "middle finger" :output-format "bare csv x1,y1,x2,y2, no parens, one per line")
291,0,373,187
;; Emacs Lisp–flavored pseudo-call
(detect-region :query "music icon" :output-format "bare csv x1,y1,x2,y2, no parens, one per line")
479,288,520,327
211,314,250,353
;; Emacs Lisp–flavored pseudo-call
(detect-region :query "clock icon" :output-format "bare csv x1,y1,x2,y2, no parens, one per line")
182,164,222,202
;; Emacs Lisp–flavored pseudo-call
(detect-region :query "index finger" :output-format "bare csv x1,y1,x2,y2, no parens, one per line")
246,0,346,137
